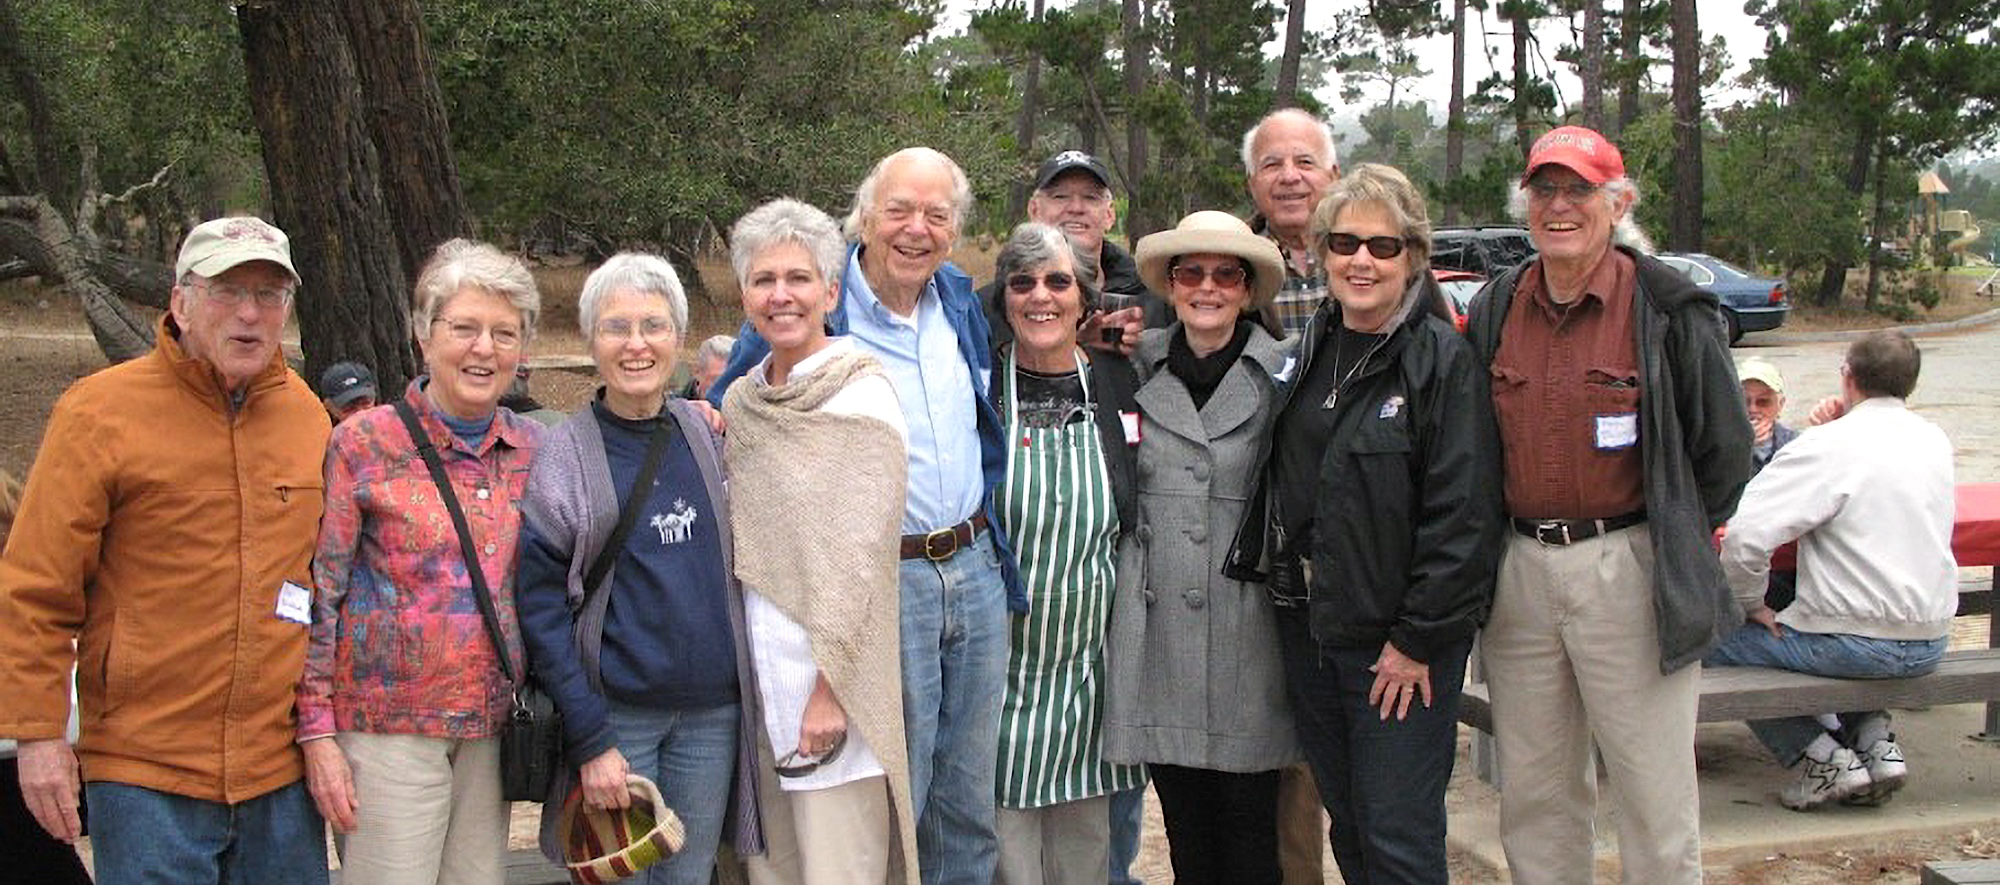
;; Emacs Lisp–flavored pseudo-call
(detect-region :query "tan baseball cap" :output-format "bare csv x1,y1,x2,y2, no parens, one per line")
175,217,299,282
1737,356,1785,396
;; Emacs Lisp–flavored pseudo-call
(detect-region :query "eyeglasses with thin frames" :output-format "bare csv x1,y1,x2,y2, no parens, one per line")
1168,262,1248,289
1526,180,1600,204
594,316,676,343
193,279,295,310
1324,233,1408,260
432,317,524,351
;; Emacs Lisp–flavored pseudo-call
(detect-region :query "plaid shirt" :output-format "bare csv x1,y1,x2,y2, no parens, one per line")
1265,236,1327,339
297,383,542,740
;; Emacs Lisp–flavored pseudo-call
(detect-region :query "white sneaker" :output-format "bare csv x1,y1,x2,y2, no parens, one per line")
1780,747,1871,811
1843,738,1908,806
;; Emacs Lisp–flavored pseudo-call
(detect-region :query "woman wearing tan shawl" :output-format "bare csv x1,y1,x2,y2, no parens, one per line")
721,199,917,885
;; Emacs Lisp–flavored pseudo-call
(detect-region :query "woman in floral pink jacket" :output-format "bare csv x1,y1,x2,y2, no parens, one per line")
296,239,544,885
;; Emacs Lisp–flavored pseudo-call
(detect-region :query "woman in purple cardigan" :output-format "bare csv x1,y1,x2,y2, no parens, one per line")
514,253,763,884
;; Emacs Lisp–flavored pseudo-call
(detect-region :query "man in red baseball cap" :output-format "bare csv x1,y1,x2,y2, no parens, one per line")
1462,127,1753,885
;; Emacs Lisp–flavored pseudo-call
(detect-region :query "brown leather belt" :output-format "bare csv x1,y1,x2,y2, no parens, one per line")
900,512,991,561
1511,511,1646,547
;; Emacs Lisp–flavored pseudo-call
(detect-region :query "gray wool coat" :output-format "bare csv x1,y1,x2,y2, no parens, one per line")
1102,324,1303,773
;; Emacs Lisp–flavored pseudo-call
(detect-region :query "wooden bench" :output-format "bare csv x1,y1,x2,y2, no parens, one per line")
1923,859,2000,885
1461,582,2000,781
1459,647,2000,735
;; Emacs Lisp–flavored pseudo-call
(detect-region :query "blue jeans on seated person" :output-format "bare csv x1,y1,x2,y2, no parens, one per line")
85,778,329,885
898,530,1009,885
606,700,740,885
1704,623,1949,766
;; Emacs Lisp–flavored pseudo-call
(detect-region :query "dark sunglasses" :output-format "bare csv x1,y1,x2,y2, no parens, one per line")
774,732,848,779
1005,272,1076,294
1325,233,1408,259
1168,263,1248,288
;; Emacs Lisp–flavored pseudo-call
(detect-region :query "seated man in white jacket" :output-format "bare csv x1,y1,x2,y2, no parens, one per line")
1705,329,1957,811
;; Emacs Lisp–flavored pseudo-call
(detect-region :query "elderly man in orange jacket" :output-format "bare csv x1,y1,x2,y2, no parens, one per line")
0,217,333,884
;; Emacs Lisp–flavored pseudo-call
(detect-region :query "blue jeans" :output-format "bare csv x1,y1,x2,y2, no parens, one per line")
85,779,328,885
898,530,1009,885
606,700,741,885
1705,624,1948,765
1107,784,1146,885
1278,607,1465,885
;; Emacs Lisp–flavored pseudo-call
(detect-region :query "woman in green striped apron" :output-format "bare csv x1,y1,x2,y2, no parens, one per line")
984,223,1146,885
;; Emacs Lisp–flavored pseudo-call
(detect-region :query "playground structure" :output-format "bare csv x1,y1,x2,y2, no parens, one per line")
1908,170,1991,268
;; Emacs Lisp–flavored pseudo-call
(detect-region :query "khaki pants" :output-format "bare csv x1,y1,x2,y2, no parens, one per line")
332,732,506,885
1276,764,1327,884
1481,526,1702,885
994,796,1110,885
744,737,895,885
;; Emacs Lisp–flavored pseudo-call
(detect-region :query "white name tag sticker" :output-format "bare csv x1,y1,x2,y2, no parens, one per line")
1120,411,1143,445
275,581,312,625
1595,413,1639,450
1273,356,1297,384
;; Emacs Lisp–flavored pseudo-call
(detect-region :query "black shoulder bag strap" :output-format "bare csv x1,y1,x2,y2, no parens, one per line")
392,399,520,687
580,410,677,597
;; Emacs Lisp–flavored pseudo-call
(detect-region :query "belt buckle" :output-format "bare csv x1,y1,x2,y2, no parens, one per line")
923,525,959,561
1533,520,1572,547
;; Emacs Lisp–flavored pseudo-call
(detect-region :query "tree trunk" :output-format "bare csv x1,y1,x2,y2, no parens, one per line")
1864,137,1890,311
1667,0,1702,250
1007,0,1046,224
1511,2,1533,158
1813,121,1878,306
1122,0,1152,241
1615,0,1641,136
238,1,420,393
0,218,173,309
1582,0,1605,132
1444,0,1467,224
0,195,152,362
1275,0,1306,108
334,1,470,288
0,0,75,214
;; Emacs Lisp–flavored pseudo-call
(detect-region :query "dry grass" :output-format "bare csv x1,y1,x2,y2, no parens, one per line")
1782,268,1998,333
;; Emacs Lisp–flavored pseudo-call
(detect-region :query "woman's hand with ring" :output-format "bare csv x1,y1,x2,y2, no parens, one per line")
1367,642,1434,721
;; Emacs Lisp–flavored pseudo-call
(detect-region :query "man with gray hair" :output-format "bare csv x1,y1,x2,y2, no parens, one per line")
1465,126,1751,884
1707,330,1955,811
0,217,333,883
710,147,1021,885
683,333,736,400
1242,107,1340,337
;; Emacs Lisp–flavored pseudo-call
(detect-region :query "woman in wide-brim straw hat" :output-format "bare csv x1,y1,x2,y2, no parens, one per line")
1101,210,1301,885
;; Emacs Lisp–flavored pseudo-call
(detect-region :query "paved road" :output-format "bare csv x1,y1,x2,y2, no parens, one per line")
1733,322,2000,482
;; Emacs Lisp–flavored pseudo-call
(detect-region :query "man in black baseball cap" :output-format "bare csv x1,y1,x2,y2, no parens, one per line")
316,360,377,424
993,150,1168,351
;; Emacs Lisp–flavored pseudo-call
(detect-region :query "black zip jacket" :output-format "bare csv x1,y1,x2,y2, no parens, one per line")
1465,247,1753,673
1225,279,1505,663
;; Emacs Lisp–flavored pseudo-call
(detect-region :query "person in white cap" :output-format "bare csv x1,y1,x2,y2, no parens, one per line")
1738,356,1798,473
0,217,333,883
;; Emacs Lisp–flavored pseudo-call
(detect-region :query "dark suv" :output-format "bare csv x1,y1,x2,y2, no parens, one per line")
1431,226,1536,277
